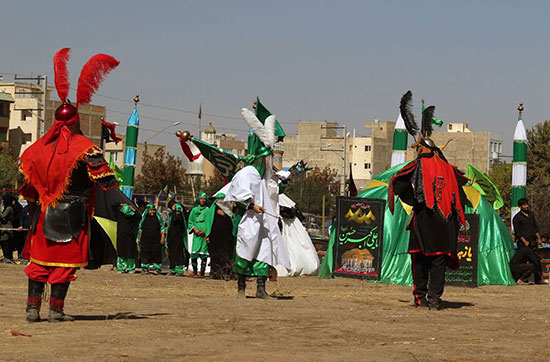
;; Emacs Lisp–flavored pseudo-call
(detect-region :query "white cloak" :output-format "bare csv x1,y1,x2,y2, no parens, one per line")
224,166,290,269
275,194,320,277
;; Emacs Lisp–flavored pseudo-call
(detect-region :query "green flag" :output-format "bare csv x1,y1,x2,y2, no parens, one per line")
255,97,285,142
422,100,444,127
191,138,243,180
108,153,123,184
466,164,504,210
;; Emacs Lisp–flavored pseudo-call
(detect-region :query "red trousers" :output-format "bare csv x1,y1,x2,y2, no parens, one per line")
25,262,77,284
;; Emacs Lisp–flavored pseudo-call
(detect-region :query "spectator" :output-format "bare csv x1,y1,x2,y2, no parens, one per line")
513,198,541,250
0,194,16,262
16,200,32,265
509,246,549,285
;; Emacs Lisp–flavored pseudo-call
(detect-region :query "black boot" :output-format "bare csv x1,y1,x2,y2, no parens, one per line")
200,258,207,277
256,276,274,299
192,262,198,277
237,274,246,297
48,282,74,323
26,279,44,323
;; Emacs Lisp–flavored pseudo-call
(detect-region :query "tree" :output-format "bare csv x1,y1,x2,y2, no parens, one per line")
487,162,512,221
203,169,225,197
285,166,340,218
0,145,18,190
526,121,550,232
135,147,186,194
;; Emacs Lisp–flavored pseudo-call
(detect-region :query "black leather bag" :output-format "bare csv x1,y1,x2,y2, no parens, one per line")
43,195,88,242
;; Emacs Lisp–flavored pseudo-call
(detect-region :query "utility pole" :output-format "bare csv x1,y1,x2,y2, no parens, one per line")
320,124,347,196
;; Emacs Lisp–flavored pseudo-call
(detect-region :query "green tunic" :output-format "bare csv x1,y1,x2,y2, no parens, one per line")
188,204,209,257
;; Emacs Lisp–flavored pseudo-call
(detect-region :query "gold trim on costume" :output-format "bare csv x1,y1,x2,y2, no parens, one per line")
29,257,88,268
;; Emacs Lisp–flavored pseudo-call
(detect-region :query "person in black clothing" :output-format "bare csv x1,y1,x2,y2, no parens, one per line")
388,91,468,310
0,194,16,262
207,195,236,280
513,198,541,250
510,246,548,284
115,203,140,273
138,203,165,274
16,203,32,264
165,203,187,276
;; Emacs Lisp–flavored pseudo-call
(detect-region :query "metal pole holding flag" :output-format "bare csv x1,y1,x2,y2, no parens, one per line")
121,94,140,199
391,113,408,167
511,102,527,226
198,103,202,140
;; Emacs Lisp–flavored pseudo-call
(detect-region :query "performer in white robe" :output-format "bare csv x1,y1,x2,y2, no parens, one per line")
223,107,291,298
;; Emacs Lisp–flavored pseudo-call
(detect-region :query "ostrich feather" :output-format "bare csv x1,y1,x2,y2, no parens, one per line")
399,90,418,137
77,54,119,105
53,48,71,102
263,115,276,148
242,108,273,147
421,105,435,137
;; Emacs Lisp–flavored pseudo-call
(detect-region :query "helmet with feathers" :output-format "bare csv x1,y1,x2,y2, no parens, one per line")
47,48,119,140
399,90,448,157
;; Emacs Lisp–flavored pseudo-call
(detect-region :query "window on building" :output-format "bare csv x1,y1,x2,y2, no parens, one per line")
0,103,9,117
364,145,371,152
364,163,371,169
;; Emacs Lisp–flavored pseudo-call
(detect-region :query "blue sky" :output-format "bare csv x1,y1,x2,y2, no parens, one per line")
2,0,549,156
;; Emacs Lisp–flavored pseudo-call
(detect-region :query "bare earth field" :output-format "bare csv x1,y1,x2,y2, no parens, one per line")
1,263,549,362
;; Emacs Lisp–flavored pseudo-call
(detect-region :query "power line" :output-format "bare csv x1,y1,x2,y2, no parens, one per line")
1,71,301,125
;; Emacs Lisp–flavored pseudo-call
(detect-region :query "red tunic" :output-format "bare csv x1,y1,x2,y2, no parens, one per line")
19,133,117,269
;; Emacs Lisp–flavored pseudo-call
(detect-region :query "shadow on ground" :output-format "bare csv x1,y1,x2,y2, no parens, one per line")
71,312,170,321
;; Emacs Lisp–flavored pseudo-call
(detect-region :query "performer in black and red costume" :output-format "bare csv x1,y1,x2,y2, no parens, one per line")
19,48,119,322
388,91,468,310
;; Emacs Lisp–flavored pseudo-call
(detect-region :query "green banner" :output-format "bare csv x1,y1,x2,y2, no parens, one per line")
191,138,243,180
466,164,504,210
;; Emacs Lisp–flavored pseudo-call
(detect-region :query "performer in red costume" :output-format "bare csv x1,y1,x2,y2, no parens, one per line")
388,91,468,310
19,48,119,322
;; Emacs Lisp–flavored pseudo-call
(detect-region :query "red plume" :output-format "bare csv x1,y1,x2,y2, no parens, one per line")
76,54,119,105
53,48,71,102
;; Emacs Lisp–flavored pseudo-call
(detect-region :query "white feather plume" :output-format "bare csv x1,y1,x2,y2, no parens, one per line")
263,115,276,148
241,108,275,148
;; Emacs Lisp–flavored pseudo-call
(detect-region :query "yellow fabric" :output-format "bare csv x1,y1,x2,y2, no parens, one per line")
94,216,118,249
462,185,481,212
365,179,388,189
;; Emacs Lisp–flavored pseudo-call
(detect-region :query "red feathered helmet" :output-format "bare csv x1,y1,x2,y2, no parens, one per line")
45,48,119,144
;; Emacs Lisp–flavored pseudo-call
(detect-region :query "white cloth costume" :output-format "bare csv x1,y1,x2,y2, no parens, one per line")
224,165,291,270
275,194,320,277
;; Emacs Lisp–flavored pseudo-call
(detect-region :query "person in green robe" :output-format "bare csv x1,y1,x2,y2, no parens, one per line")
165,202,187,276
137,203,165,274
187,192,209,277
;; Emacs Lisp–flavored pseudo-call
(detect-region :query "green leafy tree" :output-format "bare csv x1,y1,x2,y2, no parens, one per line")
285,166,340,218
526,121,550,232
0,145,18,189
135,147,186,194
487,162,512,221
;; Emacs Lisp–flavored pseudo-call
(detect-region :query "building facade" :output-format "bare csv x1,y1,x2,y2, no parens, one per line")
283,120,396,190
406,123,503,172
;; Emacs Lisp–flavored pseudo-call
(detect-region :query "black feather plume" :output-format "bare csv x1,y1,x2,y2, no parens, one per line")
399,90,418,137
421,105,435,137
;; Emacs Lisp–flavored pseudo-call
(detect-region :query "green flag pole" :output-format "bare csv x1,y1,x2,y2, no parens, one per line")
511,102,527,226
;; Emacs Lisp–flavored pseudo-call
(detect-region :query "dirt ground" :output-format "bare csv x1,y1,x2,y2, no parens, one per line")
1,263,549,362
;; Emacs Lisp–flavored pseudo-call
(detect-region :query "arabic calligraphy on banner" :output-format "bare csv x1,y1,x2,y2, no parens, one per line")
334,197,385,280
445,214,480,287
